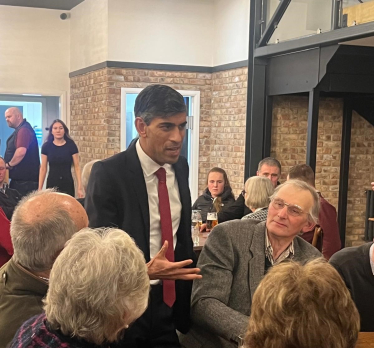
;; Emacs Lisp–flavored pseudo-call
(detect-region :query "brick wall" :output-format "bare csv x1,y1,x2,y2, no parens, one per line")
346,112,374,246
71,70,374,246
271,95,374,246
206,68,247,197
70,66,247,199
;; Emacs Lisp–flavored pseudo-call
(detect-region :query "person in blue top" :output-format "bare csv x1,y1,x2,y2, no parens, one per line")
38,120,83,198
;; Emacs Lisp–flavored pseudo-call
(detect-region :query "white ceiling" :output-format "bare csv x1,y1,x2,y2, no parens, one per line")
0,0,84,10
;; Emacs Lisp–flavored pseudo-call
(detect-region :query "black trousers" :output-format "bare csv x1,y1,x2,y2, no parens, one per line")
116,284,180,348
9,180,38,196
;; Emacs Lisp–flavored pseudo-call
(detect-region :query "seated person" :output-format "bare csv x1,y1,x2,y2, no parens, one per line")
0,156,21,220
9,228,150,348
181,180,322,348
288,164,341,259
192,167,234,222
244,259,360,348
0,189,88,348
217,157,281,223
242,176,273,221
330,241,374,332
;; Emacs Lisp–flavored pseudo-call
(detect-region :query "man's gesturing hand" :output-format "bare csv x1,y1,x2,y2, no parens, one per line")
147,241,202,281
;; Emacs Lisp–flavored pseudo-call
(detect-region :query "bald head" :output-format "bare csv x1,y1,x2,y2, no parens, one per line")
11,189,88,272
21,191,88,231
5,107,23,129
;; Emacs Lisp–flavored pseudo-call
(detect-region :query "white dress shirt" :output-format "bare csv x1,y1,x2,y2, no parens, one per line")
370,243,374,275
136,140,182,261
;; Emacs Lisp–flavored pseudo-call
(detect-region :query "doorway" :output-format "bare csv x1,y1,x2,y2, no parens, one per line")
0,95,60,157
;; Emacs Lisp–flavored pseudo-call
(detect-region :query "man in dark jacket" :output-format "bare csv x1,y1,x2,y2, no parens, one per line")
0,156,21,220
4,107,40,196
216,157,281,223
330,242,374,332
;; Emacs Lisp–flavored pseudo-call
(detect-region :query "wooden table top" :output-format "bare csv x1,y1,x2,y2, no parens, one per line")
356,332,374,347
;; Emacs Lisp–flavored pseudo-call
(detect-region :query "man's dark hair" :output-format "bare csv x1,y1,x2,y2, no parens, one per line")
134,84,187,125
258,157,281,173
288,164,315,187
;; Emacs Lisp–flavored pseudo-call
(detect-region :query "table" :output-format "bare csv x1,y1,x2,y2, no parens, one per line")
193,233,209,257
356,332,374,347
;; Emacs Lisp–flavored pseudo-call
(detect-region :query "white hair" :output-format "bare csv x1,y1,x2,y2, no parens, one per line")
44,228,150,345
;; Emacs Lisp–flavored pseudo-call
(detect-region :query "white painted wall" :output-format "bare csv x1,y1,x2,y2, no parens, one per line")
212,0,250,66
70,0,109,72
107,0,214,66
0,5,70,95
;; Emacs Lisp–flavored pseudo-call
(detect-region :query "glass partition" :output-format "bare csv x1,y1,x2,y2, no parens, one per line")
266,0,333,44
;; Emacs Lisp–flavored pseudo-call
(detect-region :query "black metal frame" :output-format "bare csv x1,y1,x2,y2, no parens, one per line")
337,97,353,248
306,89,320,173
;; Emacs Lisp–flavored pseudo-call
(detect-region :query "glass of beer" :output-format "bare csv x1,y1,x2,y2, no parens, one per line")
206,212,218,230
191,210,202,229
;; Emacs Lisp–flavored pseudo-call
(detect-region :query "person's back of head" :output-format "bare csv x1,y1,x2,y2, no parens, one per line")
245,259,360,348
244,176,274,210
11,189,88,272
81,159,100,192
288,164,315,187
44,228,150,345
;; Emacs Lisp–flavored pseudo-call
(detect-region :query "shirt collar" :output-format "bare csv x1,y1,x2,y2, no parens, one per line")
136,139,172,177
370,243,374,276
265,229,294,266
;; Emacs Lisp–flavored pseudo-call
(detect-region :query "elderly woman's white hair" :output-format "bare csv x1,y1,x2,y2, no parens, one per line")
44,228,150,345
244,176,274,211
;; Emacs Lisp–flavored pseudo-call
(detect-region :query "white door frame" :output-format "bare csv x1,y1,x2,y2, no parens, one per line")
120,88,200,202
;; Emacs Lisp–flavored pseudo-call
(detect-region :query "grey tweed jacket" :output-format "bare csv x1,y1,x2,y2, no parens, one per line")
180,219,321,348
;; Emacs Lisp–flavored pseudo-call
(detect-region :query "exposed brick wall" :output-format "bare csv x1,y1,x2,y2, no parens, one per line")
346,112,374,246
70,66,247,199
206,68,247,197
271,95,374,247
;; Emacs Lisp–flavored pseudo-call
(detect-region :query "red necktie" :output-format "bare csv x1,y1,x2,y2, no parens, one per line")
155,167,176,307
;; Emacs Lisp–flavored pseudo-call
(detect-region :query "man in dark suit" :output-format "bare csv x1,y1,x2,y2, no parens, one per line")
85,84,201,348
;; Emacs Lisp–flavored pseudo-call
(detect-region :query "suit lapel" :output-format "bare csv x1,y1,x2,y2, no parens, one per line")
126,144,150,241
248,222,266,301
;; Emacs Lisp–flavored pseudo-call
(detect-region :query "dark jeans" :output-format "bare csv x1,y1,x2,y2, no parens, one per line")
9,180,38,196
115,284,180,348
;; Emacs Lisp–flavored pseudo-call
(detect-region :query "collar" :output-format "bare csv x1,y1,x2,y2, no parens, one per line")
15,119,26,130
370,243,374,276
136,140,172,177
254,207,267,212
265,229,294,265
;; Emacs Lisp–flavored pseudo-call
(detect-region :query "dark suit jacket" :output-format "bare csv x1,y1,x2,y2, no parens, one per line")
85,142,195,333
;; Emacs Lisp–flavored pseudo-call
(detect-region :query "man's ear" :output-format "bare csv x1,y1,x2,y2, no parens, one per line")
256,171,259,176
135,117,147,138
301,220,315,233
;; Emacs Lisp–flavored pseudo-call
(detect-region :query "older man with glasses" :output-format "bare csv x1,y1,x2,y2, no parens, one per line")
181,180,322,348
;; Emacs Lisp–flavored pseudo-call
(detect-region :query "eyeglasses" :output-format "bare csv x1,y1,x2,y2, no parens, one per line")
271,198,308,217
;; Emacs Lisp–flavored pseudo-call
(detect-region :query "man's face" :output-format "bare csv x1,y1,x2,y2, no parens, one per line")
0,159,6,185
5,110,21,129
136,113,187,166
266,184,314,241
257,164,280,188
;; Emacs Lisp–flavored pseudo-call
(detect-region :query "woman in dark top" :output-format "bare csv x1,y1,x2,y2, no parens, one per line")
38,120,83,198
192,167,235,222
